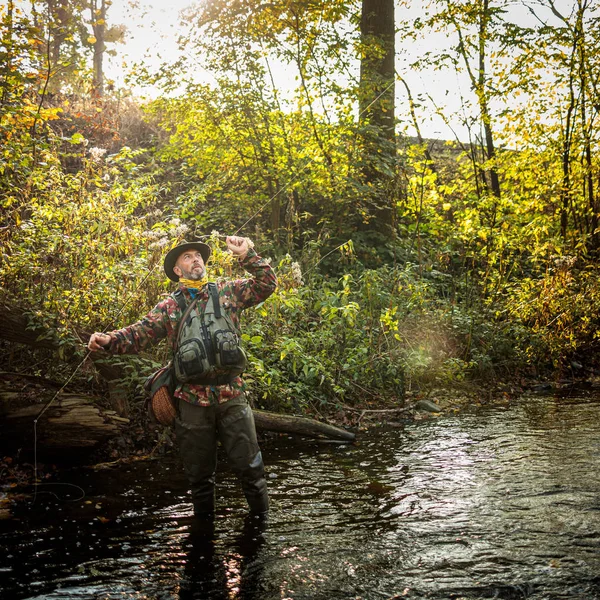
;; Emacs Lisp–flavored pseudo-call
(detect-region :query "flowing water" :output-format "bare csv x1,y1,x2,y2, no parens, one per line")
1,390,600,599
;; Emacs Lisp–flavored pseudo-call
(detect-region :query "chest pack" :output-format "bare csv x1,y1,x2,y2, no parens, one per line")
172,283,247,385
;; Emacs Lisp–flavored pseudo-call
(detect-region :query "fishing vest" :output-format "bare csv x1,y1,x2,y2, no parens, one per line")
172,283,247,386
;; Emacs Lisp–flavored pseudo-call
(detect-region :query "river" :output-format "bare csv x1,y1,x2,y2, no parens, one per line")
1,390,599,599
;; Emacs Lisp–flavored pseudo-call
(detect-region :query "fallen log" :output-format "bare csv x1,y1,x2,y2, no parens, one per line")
253,410,355,441
0,393,129,458
0,377,354,461
0,307,59,350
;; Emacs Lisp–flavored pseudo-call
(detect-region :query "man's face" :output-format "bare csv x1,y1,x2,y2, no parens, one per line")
173,250,206,281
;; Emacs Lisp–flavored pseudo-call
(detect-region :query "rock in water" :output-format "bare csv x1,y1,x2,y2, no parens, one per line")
415,399,441,413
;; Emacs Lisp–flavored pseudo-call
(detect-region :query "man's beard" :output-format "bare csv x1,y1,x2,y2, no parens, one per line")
181,265,206,281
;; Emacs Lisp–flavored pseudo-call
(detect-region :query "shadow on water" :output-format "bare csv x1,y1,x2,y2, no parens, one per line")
1,390,600,599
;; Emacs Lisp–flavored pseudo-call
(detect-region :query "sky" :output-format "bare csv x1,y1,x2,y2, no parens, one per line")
107,0,204,87
105,0,468,140
105,0,557,143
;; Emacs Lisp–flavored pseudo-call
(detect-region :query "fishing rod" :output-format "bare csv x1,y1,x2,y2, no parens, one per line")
31,263,162,503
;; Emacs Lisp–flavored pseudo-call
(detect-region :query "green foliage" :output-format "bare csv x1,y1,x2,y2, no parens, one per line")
242,260,403,412
4,0,600,421
2,144,166,334
506,260,600,369
239,255,527,412
144,92,365,244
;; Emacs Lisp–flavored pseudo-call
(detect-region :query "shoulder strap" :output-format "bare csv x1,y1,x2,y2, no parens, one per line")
172,289,187,313
208,282,222,319
172,290,200,351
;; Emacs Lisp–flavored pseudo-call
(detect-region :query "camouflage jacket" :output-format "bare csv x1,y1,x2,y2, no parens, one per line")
106,249,277,406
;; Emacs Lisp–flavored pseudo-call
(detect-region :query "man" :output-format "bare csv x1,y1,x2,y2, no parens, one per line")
88,235,277,518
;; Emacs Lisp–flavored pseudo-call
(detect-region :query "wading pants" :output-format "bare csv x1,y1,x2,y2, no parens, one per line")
174,393,268,516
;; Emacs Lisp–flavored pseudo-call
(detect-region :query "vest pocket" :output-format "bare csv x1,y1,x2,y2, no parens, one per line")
214,330,243,367
176,338,210,382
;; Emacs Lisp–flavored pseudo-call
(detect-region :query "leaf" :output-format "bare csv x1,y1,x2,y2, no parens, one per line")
69,132,85,145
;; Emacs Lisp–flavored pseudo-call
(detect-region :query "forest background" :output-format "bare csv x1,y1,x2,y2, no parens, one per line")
2,0,600,428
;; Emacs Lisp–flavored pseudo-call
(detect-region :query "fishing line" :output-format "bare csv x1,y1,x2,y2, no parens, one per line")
33,419,86,503
233,157,315,237
28,77,397,503
303,241,352,277
31,261,162,504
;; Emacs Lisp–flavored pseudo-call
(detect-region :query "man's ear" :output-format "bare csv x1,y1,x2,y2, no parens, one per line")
173,265,182,277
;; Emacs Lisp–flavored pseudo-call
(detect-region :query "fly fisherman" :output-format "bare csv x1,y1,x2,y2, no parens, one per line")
87,236,277,518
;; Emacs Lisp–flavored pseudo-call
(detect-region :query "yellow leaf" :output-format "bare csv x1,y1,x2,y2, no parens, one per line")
88,36,97,44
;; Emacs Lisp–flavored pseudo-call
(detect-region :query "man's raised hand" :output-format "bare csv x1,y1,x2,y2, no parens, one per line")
226,236,251,259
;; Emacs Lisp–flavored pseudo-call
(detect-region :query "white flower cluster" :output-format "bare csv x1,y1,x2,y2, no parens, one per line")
291,261,303,286
143,219,189,249
553,255,576,269
89,147,107,162
173,224,190,236
144,230,166,239
149,237,169,249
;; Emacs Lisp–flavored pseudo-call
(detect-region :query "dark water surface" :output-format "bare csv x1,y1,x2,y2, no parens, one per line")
1,391,600,599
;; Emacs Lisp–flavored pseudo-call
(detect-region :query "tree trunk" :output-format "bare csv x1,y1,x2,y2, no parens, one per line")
0,0,15,111
483,119,500,200
48,0,71,71
478,0,500,200
561,61,576,240
91,0,106,97
358,0,396,235
359,0,395,140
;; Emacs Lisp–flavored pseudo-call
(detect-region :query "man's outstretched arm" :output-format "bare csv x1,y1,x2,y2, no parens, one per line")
87,300,172,354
